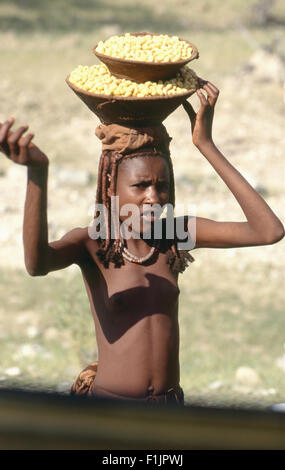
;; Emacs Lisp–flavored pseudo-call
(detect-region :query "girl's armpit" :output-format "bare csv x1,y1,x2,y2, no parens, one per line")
45,227,90,274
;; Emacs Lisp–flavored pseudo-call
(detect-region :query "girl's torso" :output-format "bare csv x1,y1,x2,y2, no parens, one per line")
79,232,181,399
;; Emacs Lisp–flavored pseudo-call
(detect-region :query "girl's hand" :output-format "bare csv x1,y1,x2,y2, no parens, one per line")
0,117,49,167
183,79,219,150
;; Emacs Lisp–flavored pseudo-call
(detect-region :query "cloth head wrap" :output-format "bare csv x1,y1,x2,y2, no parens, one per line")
95,123,172,156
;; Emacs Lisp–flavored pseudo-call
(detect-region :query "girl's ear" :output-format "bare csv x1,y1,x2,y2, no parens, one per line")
107,173,111,198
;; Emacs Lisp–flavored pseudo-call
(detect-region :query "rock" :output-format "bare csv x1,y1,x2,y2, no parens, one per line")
26,326,39,338
4,367,21,377
208,380,226,390
235,366,261,386
18,344,37,358
13,343,44,360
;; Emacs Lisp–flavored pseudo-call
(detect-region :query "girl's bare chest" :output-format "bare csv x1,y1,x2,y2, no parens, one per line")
109,270,179,314
83,253,180,314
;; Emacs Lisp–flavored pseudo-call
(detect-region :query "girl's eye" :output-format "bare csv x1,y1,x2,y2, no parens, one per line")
133,182,169,190
158,182,169,191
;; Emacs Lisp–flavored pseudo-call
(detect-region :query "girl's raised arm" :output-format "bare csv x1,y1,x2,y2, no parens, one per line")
183,82,284,249
0,118,88,275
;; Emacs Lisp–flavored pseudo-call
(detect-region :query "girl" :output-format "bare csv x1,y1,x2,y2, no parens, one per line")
0,81,283,405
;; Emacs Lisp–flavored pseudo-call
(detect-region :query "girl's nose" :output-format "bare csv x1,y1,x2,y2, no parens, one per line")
144,185,160,205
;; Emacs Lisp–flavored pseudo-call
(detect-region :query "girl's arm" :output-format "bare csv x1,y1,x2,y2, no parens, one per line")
183,82,284,249
0,118,87,275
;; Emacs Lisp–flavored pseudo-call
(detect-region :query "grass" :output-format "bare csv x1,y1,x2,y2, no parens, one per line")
0,258,284,407
179,258,285,406
0,267,96,390
0,0,284,33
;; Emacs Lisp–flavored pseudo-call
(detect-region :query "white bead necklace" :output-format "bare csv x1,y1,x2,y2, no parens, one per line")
121,243,159,264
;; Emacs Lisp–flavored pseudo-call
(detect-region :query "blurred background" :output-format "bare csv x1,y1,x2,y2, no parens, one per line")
0,0,284,408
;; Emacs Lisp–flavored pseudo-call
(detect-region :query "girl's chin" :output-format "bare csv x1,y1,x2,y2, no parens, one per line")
119,219,155,238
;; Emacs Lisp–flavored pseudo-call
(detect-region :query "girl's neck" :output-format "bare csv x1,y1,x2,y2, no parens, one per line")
124,235,157,256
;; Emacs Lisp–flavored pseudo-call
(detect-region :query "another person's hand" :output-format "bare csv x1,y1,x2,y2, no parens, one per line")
183,79,219,150
0,117,49,167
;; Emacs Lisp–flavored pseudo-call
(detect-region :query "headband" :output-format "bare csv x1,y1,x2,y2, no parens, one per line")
95,123,172,155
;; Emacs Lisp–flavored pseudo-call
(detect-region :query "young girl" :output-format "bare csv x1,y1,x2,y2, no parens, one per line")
0,81,283,405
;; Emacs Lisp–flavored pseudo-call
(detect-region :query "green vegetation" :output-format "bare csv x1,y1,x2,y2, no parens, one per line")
0,0,284,33
0,256,284,407
179,254,285,406
0,267,96,390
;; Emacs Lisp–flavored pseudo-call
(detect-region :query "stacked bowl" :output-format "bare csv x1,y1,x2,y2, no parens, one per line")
66,32,199,127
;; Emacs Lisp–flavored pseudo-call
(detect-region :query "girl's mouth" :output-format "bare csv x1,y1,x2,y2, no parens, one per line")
141,210,161,223
142,214,155,223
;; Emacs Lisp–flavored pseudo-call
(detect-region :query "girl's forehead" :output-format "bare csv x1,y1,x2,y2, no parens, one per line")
118,155,169,178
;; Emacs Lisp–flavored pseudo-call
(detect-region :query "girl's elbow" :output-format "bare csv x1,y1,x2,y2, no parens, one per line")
25,262,48,277
26,268,48,277
263,224,285,245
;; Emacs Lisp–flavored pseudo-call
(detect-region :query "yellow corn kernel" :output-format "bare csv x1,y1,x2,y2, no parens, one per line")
95,34,194,63
69,64,197,98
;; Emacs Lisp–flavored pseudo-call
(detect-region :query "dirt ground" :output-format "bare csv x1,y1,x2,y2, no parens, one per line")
1,66,284,271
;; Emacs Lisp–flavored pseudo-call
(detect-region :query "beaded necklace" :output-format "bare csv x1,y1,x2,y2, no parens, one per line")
119,241,159,265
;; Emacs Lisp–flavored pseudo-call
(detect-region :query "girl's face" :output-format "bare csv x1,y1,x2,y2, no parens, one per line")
113,155,170,235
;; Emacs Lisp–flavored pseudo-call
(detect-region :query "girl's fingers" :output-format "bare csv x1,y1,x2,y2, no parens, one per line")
196,88,208,107
7,125,29,156
18,133,34,164
0,118,15,145
198,82,219,107
206,81,220,94
198,78,219,93
19,132,34,147
197,77,207,88
8,125,29,144
202,84,218,106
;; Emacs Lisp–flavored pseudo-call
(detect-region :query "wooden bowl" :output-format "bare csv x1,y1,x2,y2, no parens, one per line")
93,32,199,83
66,75,196,126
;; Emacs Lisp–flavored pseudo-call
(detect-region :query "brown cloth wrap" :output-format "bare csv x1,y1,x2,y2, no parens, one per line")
95,123,172,156
70,362,99,396
70,362,184,405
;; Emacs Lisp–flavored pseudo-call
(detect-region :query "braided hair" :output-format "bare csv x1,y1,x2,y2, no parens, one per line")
94,147,194,274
